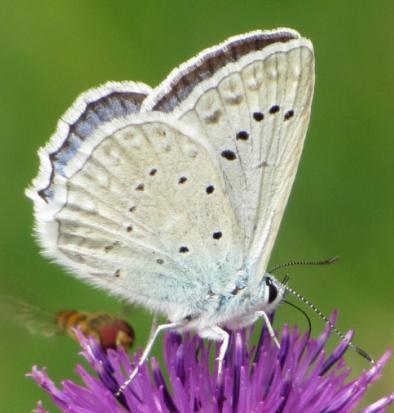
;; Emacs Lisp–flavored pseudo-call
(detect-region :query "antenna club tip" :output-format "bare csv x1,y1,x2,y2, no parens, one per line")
353,345,376,364
327,256,340,264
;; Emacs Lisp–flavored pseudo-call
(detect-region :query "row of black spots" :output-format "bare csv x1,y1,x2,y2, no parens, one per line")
176,231,222,256
178,176,215,195
236,106,294,144
131,169,156,191
221,106,296,153
180,177,215,195
143,172,215,196
155,231,223,264
177,178,215,197
269,105,295,120
252,106,295,121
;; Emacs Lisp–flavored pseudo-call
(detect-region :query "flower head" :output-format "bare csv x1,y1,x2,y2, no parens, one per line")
29,311,393,412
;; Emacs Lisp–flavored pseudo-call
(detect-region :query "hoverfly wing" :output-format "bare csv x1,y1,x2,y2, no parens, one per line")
0,295,60,337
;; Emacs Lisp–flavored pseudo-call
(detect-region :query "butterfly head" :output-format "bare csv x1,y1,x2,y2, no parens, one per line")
258,273,286,313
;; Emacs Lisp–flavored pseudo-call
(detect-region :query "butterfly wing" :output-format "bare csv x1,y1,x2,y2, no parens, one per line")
144,29,315,284
27,29,314,323
27,83,242,321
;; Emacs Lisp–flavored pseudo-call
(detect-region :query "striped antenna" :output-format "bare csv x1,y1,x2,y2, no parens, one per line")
283,283,375,364
269,256,339,273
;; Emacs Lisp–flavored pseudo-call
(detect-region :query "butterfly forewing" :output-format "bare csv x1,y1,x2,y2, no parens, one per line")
145,31,314,284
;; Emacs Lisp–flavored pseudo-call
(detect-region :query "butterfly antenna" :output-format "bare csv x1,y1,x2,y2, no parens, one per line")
269,256,339,273
283,283,375,364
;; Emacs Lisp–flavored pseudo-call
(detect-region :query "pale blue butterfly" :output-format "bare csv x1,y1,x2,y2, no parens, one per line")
26,28,315,392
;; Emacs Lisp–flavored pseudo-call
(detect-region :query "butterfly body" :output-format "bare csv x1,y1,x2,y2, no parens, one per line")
27,29,314,378
160,272,284,336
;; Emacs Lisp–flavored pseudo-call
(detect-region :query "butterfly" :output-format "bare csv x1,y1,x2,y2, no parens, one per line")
26,28,314,390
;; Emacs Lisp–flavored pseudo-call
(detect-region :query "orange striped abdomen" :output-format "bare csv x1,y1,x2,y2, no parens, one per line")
55,310,135,351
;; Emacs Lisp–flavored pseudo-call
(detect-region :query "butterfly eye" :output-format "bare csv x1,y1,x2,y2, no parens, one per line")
265,277,278,304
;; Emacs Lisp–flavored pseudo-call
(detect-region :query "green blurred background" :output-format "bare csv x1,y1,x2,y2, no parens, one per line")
0,1,393,411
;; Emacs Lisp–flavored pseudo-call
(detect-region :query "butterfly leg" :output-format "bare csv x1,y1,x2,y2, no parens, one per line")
116,321,181,396
202,326,230,375
255,310,281,349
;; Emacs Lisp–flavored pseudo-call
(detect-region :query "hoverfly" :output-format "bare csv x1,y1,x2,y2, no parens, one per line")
2,296,135,352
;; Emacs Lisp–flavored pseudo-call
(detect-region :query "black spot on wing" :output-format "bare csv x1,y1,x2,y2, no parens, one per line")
213,231,222,240
269,105,280,114
284,109,294,120
206,185,215,194
221,150,237,160
236,131,249,140
253,112,264,121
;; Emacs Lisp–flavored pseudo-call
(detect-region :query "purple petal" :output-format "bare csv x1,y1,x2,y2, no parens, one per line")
319,330,353,375
32,401,49,413
358,393,394,413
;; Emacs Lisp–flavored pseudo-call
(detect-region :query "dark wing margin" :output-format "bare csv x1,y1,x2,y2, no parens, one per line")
36,82,151,202
146,29,299,113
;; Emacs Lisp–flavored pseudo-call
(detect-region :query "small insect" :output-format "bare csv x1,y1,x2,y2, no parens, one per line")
2,297,135,352
56,309,135,351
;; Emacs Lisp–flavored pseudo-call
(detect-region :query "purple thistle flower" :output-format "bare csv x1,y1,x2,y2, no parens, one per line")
29,311,393,413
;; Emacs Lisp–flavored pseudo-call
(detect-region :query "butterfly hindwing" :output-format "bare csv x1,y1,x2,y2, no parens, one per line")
29,107,243,318
28,81,152,203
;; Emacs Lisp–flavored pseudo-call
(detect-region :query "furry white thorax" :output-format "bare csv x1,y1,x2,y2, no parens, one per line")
170,272,285,338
